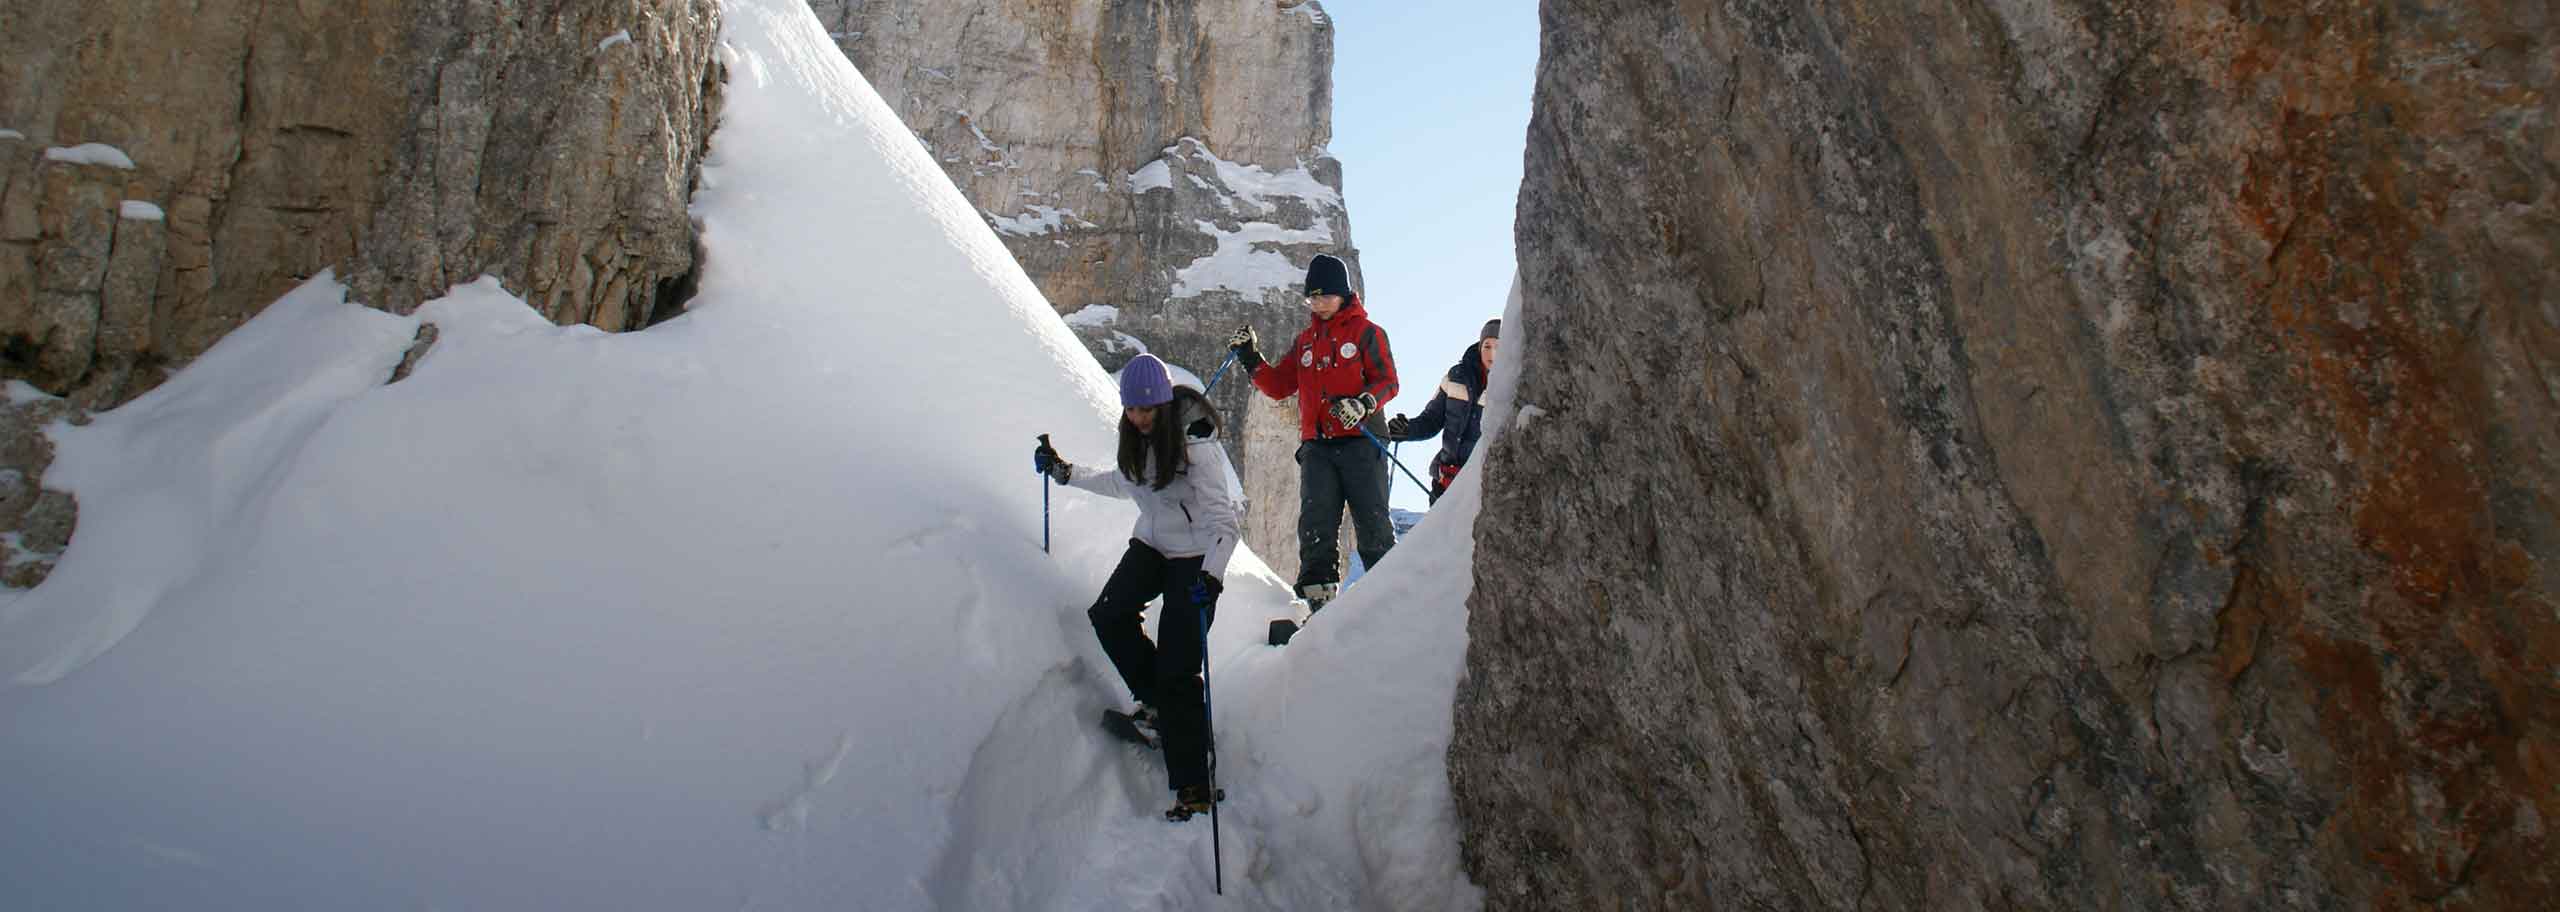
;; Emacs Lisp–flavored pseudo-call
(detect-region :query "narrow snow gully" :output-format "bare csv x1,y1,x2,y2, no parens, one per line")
0,1,1490,909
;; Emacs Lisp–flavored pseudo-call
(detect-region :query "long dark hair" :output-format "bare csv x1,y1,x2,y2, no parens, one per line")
1119,386,1218,490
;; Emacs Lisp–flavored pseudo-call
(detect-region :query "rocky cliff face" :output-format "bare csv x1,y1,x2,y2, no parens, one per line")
0,0,726,583
1455,1,2555,909
808,0,1351,580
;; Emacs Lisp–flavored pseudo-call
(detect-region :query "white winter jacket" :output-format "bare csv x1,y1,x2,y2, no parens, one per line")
1065,397,1243,579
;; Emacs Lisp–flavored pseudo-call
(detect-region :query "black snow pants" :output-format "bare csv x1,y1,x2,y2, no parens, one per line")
1295,436,1394,593
1087,539,1219,792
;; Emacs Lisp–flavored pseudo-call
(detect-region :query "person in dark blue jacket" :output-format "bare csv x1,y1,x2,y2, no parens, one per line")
1386,318,1498,503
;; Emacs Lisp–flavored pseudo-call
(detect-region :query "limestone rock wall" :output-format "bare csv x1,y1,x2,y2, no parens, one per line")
0,0,726,582
809,0,1351,581
1453,1,2556,909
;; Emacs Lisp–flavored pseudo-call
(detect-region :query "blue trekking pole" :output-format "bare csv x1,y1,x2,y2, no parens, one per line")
1358,426,1431,492
1192,348,1238,885
1199,594,1224,893
1036,434,1052,555
1201,350,1241,395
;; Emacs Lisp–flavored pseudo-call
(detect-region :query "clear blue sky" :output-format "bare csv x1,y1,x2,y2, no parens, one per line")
1326,1,1538,509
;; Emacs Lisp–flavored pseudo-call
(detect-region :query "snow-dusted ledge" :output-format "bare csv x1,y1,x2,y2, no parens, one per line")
1127,158,1175,193
44,143,136,169
1171,218,1334,298
988,204,1096,238
1062,304,1119,328
598,29,632,51
120,201,165,222
5,380,57,405
1125,138,1342,214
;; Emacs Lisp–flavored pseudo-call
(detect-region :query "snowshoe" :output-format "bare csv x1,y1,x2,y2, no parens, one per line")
1163,784,1224,822
1101,705,1160,749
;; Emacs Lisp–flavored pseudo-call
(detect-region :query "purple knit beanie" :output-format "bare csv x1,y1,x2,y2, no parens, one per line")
1118,354,1174,407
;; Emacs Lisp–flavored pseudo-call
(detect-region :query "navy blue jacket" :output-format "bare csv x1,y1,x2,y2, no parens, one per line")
1401,342,1490,473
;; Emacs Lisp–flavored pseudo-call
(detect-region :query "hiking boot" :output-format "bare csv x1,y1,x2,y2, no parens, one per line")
1297,582,1336,617
1164,784,1223,822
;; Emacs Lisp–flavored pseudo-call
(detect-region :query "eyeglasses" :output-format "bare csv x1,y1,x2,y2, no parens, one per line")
1304,294,1342,306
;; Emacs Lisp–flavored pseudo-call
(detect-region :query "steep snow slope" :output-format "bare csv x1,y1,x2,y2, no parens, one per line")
0,2,1487,909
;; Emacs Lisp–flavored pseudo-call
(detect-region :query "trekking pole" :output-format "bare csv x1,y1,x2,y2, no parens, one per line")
1358,426,1431,492
1036,434,1052,555
1199,595,1224,894
1201,350,1241,396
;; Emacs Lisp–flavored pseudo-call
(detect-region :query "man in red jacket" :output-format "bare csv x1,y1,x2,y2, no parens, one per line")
1226,253,1399,612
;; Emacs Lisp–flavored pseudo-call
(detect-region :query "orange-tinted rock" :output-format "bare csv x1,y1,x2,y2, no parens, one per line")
1456,1,2555,908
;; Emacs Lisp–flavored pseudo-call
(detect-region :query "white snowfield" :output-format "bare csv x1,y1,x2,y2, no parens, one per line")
0,1,1495,910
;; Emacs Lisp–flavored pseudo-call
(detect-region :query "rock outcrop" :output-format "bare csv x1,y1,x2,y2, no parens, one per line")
1455,1,2555,909
0,0,727,582
809,0,1351,579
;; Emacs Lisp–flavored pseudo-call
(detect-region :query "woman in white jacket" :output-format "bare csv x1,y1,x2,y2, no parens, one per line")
1033,353,1240,821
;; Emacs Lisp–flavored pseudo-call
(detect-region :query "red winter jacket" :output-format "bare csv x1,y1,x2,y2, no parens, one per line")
1250,294,1400,441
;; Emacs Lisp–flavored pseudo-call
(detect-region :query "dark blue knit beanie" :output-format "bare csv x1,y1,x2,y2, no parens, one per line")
1303,254,1351,298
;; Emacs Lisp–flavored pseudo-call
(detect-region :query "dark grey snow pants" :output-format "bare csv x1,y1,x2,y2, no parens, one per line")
1295,436,1394,593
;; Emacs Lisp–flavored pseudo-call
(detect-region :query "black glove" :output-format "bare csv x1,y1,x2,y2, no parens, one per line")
1227,326,1264,371
1188,573,1223,608
1033,436,1071,484
1385,413,1411,441
1328,392,1376,427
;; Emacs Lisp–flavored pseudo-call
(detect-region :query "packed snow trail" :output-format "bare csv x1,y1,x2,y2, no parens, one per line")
0,1,1489,908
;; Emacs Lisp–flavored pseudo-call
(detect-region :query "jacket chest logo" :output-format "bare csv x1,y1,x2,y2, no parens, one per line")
1300,338,1357,369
